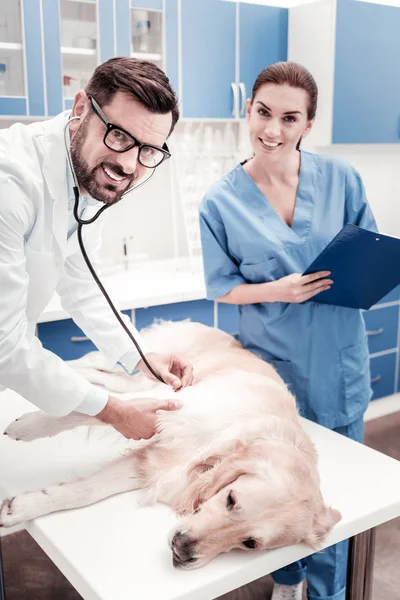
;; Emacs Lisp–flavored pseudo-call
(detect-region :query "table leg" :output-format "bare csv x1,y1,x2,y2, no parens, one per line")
0,535,6,600
346,528,376,600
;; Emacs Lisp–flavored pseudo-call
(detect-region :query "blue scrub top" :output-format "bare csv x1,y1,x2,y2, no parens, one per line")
199,150,377,429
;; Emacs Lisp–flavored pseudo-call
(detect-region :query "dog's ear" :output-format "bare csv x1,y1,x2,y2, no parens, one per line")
175,442,247,516
303,500,342,549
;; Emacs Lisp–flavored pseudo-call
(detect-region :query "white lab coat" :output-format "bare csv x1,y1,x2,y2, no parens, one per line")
0,111,148,415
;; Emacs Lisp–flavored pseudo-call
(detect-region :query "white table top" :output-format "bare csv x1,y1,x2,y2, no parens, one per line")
1,390,400,600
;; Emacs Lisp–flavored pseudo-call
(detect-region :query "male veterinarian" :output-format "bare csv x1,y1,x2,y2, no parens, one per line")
0,57,193,440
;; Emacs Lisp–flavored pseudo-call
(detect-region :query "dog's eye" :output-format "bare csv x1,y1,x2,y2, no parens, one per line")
243,538,257,549
226,491,236,510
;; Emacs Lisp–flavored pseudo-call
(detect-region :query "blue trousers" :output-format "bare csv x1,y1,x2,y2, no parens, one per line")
271,417,364,600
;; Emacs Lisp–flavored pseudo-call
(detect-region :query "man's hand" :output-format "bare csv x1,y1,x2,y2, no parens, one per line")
136,352,194,390
97,396,181,440
268,271,333,304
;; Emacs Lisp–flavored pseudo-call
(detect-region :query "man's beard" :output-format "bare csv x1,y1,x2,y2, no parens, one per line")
70,115,135,205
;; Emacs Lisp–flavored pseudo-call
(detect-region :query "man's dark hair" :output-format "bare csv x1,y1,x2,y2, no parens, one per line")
85,57,179,135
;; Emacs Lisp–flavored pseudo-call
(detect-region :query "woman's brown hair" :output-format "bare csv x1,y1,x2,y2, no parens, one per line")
251,61,318,120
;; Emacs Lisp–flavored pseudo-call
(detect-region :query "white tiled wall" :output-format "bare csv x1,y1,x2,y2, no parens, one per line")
316,144,400,237
99,129,400,271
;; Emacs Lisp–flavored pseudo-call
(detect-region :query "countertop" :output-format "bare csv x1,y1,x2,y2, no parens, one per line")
39,259,207,323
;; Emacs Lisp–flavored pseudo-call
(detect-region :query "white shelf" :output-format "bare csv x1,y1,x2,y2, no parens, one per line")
0,42,23,51
61,46,96,56
130,52,162,61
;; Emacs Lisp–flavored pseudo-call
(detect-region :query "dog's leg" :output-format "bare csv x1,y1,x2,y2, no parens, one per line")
0,454,140,527
3,411,102,442
70,367,137,394
67,353,157,394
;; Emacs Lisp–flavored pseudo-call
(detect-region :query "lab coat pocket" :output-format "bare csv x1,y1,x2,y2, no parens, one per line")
340,339,372,420
25,246,58,323
240,257,280,283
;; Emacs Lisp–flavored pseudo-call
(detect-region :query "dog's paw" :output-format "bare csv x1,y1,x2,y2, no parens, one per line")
4,411,49,441
0,489,54,526
0,496,26,527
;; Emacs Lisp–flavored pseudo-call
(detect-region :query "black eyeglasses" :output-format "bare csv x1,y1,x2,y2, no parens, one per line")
89,96,171,168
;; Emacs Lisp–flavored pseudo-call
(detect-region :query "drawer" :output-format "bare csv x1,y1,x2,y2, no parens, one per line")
37,310,131,360
363,305,399,354
216,303,239,335
398,361,400,394
134,300,214,330
375,285,399,305
369,352,397,400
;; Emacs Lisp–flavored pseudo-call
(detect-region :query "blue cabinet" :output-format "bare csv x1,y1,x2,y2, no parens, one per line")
180,0,236,118
98,0,115,64
38,310,131,360
370,353,397,401
38,319,97,361
0,0,46,116
333,0,400,143
238,2,288,119
23,0,46,116
115,0,165,60
363,306,399,355
178,0,287,119
376,286,400,305
0,0,123,117
363,291,400,400
42,0,63,116
165,0,179,100
1,0,287,120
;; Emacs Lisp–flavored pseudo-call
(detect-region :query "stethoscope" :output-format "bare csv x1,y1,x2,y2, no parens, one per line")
64,116,165,384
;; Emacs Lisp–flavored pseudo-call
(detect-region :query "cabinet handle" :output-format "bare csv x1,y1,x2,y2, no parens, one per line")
371,374,381,384
70,336,89,343
231,83,239,118
366,328,383,336
239,82,246,117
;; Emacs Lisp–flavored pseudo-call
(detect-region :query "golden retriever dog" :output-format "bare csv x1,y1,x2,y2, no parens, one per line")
0,320,340,570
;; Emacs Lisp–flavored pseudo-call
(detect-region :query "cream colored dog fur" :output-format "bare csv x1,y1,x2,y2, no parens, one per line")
1,320,340,570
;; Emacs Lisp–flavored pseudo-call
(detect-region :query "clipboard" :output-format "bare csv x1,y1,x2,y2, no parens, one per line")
303,224,400,309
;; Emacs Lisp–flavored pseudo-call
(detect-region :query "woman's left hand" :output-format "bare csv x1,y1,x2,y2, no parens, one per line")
137,352,195,390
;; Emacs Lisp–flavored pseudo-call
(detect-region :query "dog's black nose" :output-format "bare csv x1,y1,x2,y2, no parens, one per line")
171,531,197,566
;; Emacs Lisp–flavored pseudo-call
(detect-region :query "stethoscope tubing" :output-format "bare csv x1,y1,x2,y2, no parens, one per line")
65,116,165,384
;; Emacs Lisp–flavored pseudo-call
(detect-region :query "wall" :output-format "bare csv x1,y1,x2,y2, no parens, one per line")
98,155,188,270
314,144,400,237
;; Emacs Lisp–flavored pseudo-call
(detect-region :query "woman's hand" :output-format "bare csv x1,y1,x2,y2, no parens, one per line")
269,271,333,303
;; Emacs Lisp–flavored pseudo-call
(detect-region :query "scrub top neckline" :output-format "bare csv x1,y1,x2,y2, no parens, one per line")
236,149,317,241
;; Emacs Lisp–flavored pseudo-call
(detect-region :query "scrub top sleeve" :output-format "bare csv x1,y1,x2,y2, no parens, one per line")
199,211,246,300
345,166,378,232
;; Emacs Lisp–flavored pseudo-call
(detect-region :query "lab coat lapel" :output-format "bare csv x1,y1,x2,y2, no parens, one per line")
42,111,70,265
